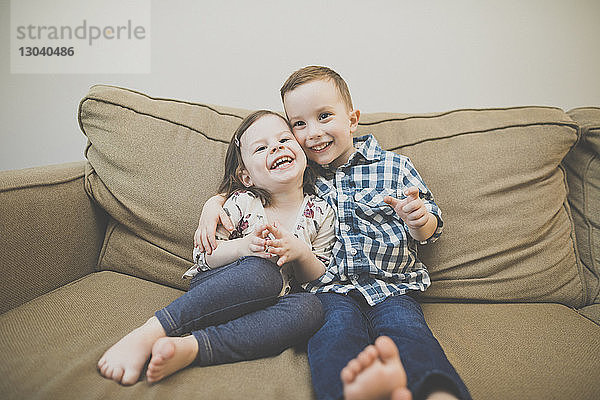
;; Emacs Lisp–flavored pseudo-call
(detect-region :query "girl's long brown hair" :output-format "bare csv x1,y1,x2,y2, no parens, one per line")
217,110,316,206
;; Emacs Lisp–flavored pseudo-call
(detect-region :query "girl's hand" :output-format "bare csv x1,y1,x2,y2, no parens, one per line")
383,186,430,230
264,223,311,267
241,225,273,259
194,195,232,254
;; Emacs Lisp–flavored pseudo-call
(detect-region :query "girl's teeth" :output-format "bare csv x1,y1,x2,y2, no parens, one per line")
271,157,292,169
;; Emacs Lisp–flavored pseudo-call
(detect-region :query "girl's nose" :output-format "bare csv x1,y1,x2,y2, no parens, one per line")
270,144,284,153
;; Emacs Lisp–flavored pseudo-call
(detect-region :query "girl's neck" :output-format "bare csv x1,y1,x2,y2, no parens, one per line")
264,188,305,231
267,187,305,212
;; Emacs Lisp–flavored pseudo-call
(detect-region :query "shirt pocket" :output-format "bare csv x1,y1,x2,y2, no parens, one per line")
353,188,401,220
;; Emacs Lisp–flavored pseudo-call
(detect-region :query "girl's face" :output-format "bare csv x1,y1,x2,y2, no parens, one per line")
238,114,307,192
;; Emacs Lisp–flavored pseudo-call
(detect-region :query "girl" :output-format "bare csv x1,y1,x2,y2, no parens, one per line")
97,110,336,385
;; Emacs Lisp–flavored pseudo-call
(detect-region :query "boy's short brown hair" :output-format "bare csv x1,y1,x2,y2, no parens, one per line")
280,66,353,111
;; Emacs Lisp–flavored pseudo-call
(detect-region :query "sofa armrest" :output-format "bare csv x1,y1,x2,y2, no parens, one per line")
0,161,107,314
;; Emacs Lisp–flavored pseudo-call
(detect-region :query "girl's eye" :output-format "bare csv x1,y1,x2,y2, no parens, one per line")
255,145,267,153
319,112,332,120
280,138,291,143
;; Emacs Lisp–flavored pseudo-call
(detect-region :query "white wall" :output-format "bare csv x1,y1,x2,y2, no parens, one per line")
1,0,599,171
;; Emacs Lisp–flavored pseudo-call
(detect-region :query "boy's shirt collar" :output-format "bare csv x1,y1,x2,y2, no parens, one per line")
316,134,384,175
351,134,385,164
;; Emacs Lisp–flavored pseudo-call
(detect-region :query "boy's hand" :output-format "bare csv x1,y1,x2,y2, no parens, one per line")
194,195,232,254
383,187,430,230
264,223,311,267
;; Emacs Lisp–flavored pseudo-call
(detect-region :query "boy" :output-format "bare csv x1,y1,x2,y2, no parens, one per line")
197,66,470,400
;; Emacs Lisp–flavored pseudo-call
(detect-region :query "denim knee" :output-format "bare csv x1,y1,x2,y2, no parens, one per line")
155,256,284,337
291,293,325,336
190,256,283,298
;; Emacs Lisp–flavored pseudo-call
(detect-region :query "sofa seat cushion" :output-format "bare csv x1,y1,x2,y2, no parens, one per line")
0,271,315,400
1,271,599,400
423,302,600,399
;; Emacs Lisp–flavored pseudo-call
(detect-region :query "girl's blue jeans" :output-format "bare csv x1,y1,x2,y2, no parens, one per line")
308,291,471,400
154,256,324,366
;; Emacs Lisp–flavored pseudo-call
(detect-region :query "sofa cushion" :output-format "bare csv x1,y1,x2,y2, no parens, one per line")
79,86,252,290
78,86,584,306
563,107,600,317
422,302,600,399
358,107,584,306
1,270,598,399
0,271,315,400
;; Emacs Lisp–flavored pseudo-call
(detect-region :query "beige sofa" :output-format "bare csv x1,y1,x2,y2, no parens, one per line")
1,85,599,399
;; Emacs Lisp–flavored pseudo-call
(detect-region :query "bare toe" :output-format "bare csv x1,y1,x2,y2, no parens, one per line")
97,317,166,385
111,367,124,383
357,345,378,367
391,387,413,400
146,336,197,383
346,359,362,375
122,368,141,386
341,365,357,384
375,336,400,363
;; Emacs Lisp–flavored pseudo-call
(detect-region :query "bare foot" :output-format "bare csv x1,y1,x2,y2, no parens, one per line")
146,335,199,383
341,336,412,400
97,317,166,385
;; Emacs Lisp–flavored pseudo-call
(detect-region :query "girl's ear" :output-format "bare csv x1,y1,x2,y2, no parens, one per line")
238,169,253,188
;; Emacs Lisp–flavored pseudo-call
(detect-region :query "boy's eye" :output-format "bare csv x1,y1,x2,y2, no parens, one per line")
292,121,305,128
319,112,332,120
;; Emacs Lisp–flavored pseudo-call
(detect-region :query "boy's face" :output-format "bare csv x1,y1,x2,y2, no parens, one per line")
283,79,359,168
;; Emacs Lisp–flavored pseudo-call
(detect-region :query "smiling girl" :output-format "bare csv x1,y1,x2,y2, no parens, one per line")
97,110,335,385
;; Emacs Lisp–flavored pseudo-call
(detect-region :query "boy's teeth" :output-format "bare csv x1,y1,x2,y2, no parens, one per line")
312,142,329,151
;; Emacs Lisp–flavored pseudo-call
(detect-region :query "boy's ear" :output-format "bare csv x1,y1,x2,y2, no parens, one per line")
349,109,361,134
238,169,253,188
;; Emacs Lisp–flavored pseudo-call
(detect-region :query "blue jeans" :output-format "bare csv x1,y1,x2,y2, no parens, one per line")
308,292,471,400
155,256,324,366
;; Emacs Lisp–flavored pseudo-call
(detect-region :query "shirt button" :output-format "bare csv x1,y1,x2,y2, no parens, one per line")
338,171,345,178
349,248,357,256
341,224,351,232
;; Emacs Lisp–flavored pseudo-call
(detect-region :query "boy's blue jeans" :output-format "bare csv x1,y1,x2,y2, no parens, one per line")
154,256,324,366
308,291,471,400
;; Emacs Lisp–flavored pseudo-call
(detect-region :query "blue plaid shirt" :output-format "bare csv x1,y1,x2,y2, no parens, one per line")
302,135,443,305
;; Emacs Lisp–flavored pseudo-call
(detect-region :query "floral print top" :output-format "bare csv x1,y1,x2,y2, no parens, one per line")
183,190,336,296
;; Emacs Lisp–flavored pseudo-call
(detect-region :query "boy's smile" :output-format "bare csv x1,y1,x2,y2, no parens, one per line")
283,79,360,168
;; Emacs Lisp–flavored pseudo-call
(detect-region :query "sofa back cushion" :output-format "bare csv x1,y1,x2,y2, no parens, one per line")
79,86,249,290
358,108,584,306
79,86,586,307
563,107,600,308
